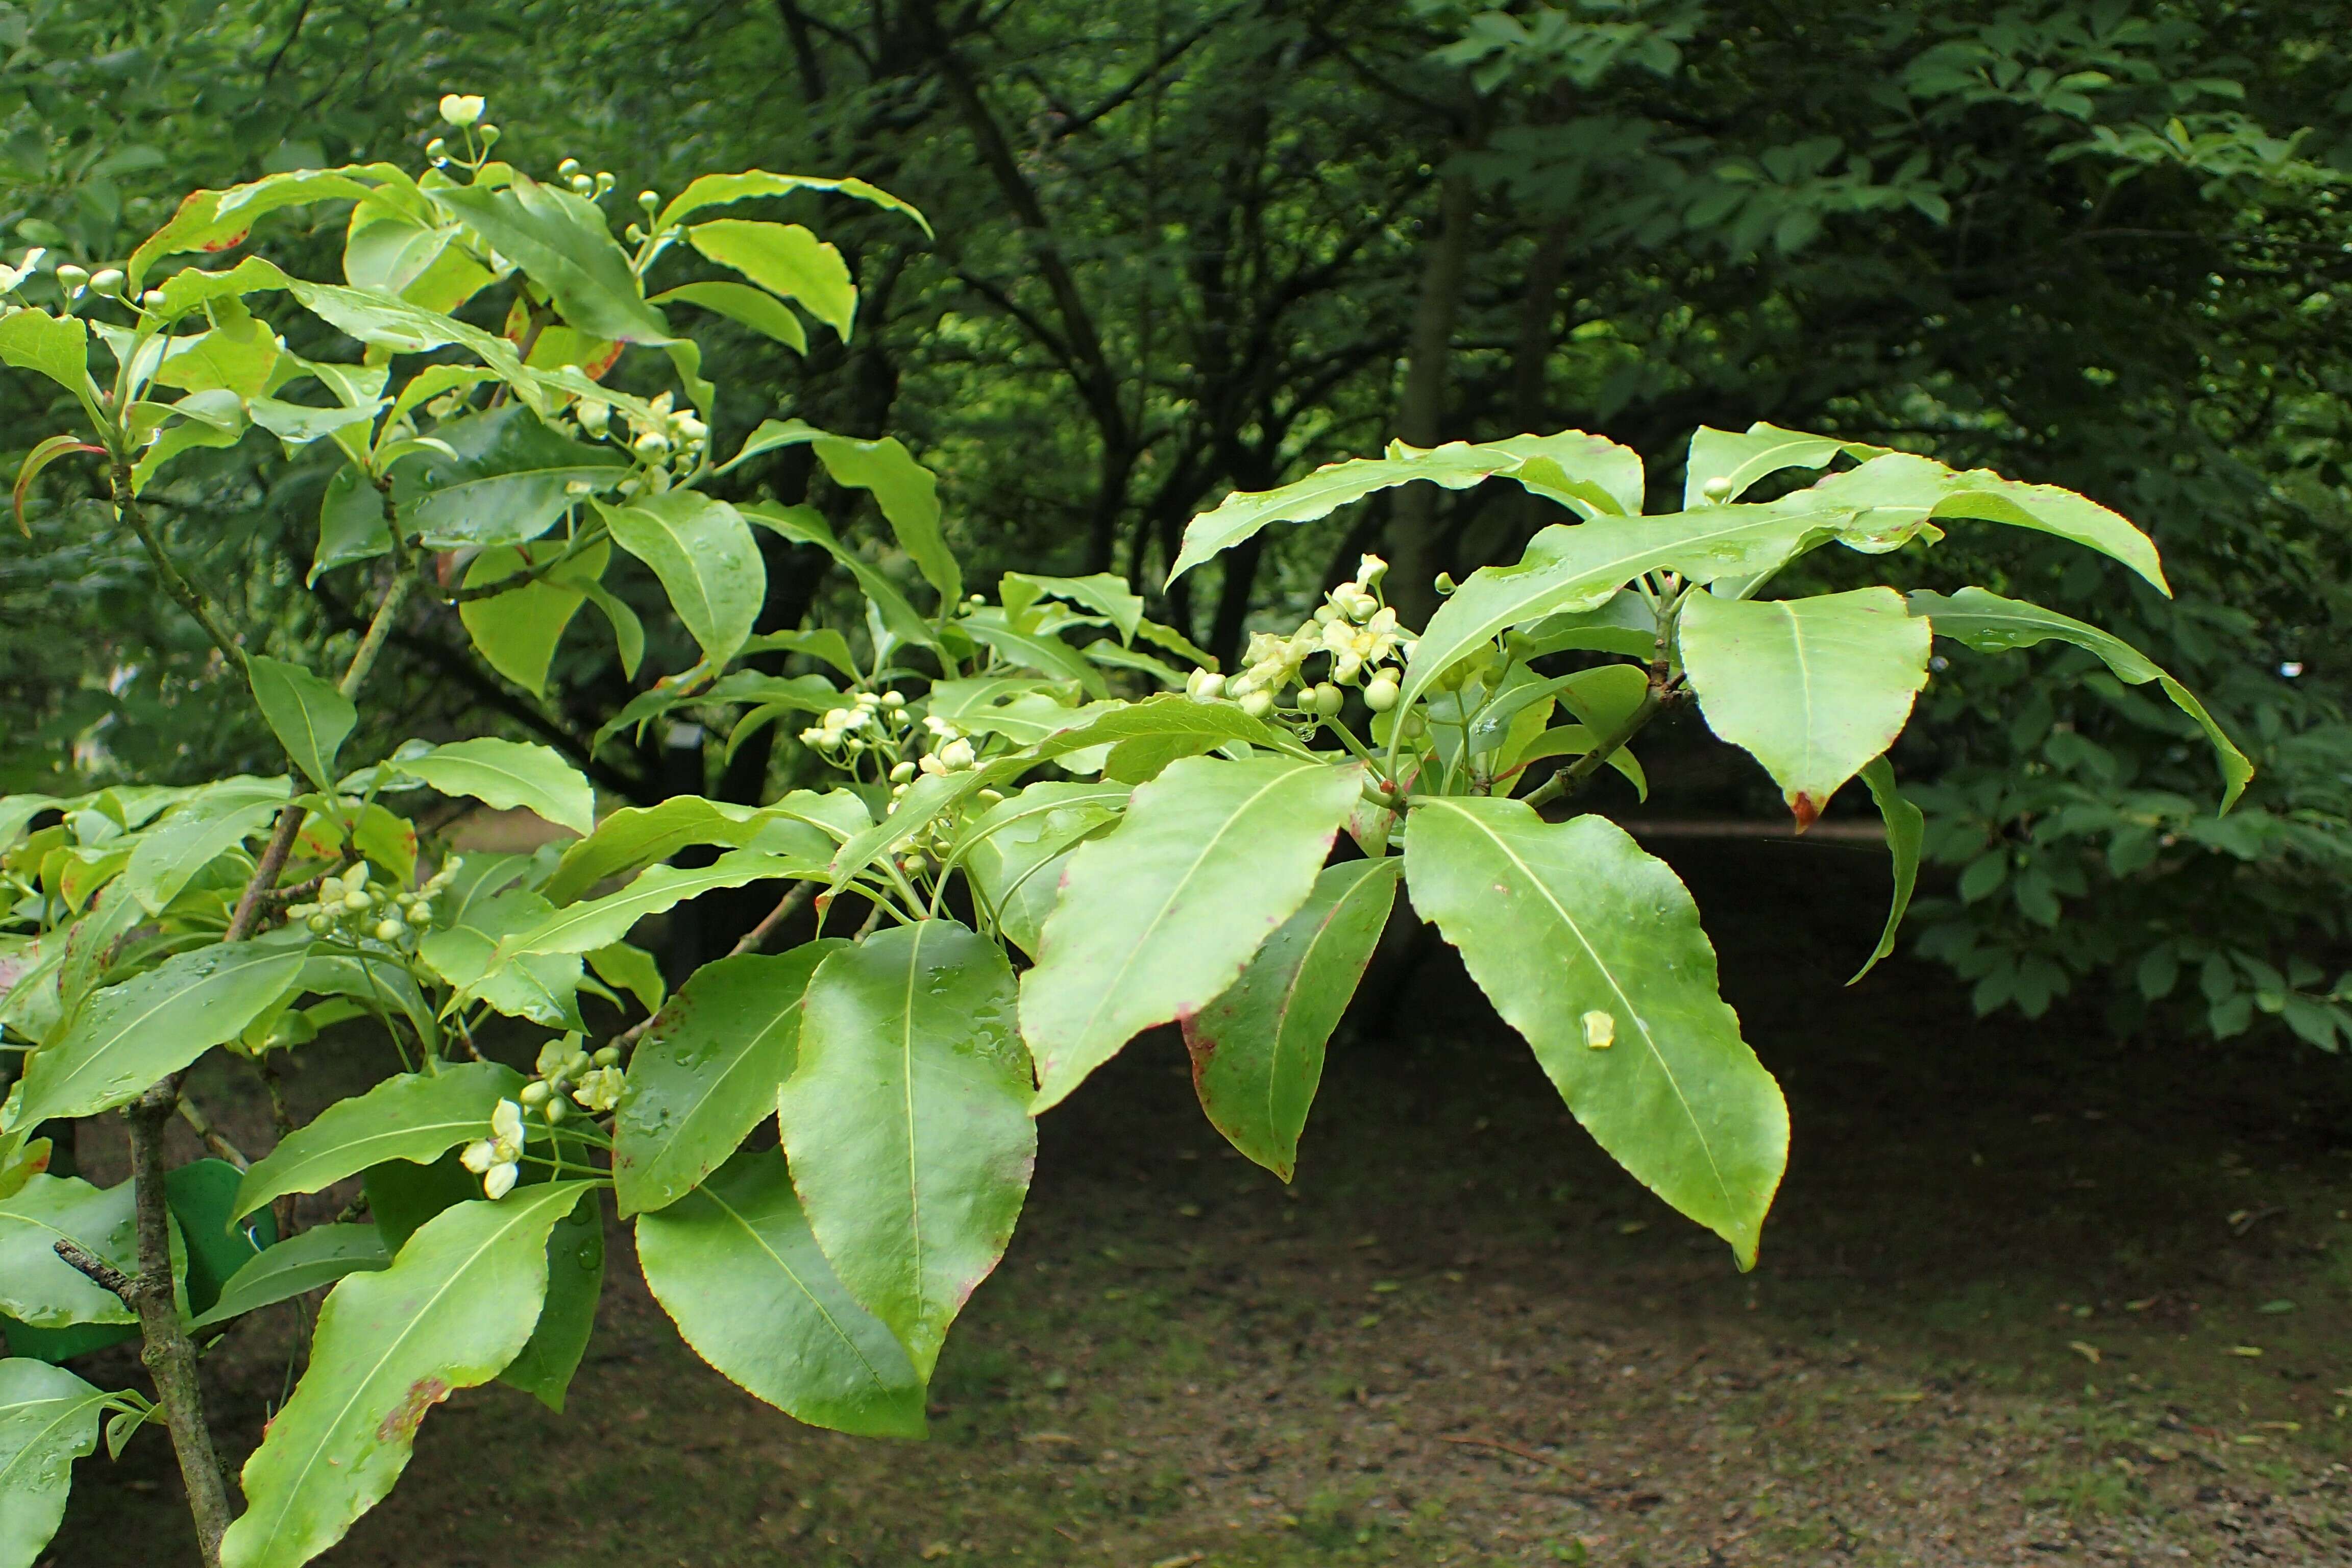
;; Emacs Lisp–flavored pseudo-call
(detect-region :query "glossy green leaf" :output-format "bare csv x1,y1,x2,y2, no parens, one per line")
12,435,101,536
542,795,824,904
415,888,584,1029
15,936,306,1124
742,502,938,649
187,1226,392,1332
585,942,666,1017
1166,432,1641,583
1682,421,1888,508
498,850,812,961
1396,506,1863,719
613,942,841,1217
687,219,854,339
598,492,765,669
1678,587,1931,827
1017,692,1306,763
1909,587,2250,808
1795,452,2166,592
1405,800,1786,1267
312,465,391,580
120,775,288,913
247,657,357,791
1021,755,1363,1112
358,1154,478,1256
0,1359,108,1568
781,922,1033,1378
654,170,930,234
648,279,808,351
391,738,596,836
0,1177,139,1328
232,1063,525,1226
955,782,1130,957
806,434,957,603
220,1182,589,1568
126,167,396,288
167,1159,273,1318
1184,859,1399,1181
436,174,671,343
0,310,100,420
404,404,624,550
1001,573,1144,642
456,540,610,699
1852,757,1923,984
960,606,1110,698
635,1149,926,1437
500,1184,603,1412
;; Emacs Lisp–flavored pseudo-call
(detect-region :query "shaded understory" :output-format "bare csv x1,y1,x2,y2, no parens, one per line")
41,837,2352,1567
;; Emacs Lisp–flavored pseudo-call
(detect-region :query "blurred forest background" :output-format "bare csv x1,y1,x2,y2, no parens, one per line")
4,0,2350,1055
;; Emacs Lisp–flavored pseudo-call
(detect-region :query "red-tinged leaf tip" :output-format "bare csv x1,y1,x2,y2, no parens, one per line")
1788,792,1822,832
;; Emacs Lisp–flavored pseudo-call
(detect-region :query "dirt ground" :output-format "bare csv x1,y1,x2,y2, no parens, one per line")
34,835,2352,1567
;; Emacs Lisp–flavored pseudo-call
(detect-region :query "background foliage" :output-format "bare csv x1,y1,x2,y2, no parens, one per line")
3,0,2347,1045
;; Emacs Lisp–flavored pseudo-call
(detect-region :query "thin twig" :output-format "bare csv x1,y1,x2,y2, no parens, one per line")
1438,1433,1581,1478
339,571,415,700
728,879,815,960
113,465,246,673
174,1096,250,1171
1517,680,1671,813
224,806,309,945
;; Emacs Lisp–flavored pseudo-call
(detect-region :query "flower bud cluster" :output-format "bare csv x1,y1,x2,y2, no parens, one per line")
575,389,706,467
287,859,458,950
1186,553,1414,721
460,1036,623,1199
801,689,908,761
553,157,618,201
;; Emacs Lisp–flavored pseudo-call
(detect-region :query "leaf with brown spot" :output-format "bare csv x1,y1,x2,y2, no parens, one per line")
221,1182,589,1568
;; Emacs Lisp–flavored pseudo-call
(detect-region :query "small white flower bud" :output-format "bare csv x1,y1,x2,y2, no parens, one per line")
1701,475,1734,502
521,1081,552,1108
1364,675,1400,712
483,1162,519,1200
460,1140,500,1173
890,760,917,783
1239,691,1275,720
88,268,124,295
439,94,486,128
940,738,975,770
373,918,406,943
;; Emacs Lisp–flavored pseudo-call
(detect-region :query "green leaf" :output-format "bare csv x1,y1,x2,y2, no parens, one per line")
1020,755,1364,1112
1166,432,1643,583
414,889,584,1030
647,280,808,351
654,170,930,235
500,1184,603,1413
495,850,813,961
247,656,357,791
231,1063,525,1226
404,404,624,550
955,782,1130,957
1909,587,2250,808
457,545,593,700
612,943,841,1217
187,1226,392,1332
687,219,854,339
542,795,816,904
219,1183,590,1568
825,773,993,896
1016,692,1306,763
1509,592,1657,662
435,175,672,344
1851,757,1923,984
1681,421,1888,508
634,1150,926,1437
15,937,307,1124
1396,506,1860,718
166,1159,273,1318
1002,573,1144,642
312,465,391,580
1678,587,1931,827
126,168,397,289
121,775,289,913
358,1154,479,1256
596,492,765,669
1793,452,2168,594
0,1358,108,1568
960,607,1110,698
1184,859,1400,1181
1404,800,1787,1267
390,738,596,836
812,435,957,603
781,922,1033,1379
585,942,666,1016
742,627,859,680
13,435,101,535
0,1177,139,1328
742,502,938,650
0,310,101,422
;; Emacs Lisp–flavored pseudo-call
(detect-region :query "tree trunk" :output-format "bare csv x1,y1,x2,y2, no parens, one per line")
1384,170,1475,626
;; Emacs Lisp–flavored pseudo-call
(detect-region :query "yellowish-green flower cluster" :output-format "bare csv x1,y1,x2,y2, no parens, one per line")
286,858,457,949
1186,554,1415,720
575,388,706,465
462,1035,625,1199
